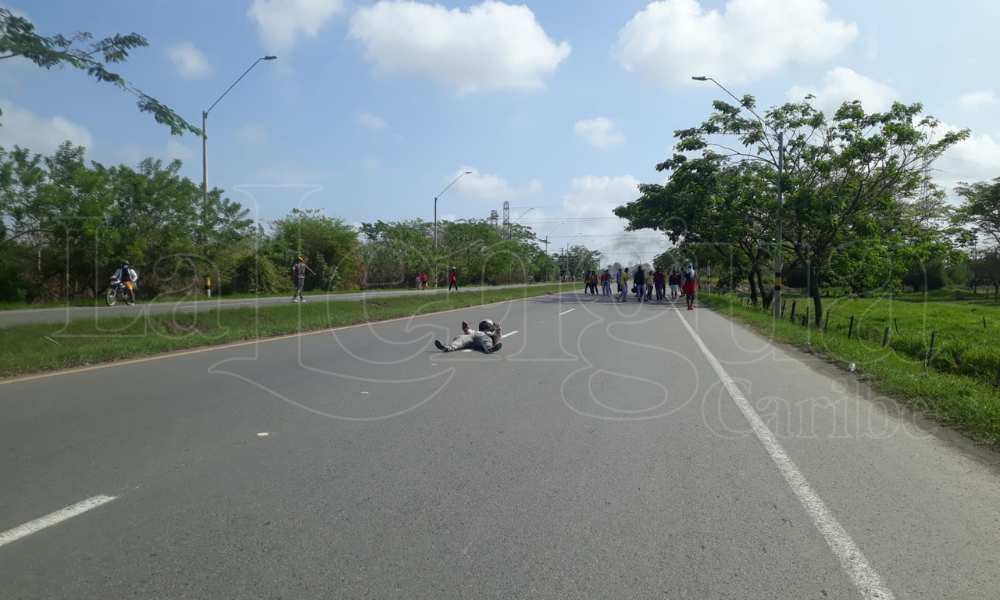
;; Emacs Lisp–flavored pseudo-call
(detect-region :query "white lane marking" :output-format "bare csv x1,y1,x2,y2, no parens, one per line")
0,495,117,549
676,314,895,600
257,432,269,437
559,309,575,316
502,330,518,337
461,349,473,353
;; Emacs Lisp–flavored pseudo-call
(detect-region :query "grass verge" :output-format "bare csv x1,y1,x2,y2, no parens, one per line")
0,284,567,378
701,293,1000,449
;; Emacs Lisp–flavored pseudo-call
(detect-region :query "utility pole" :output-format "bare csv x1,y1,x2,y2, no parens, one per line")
502,201,510,239
773,131,783,318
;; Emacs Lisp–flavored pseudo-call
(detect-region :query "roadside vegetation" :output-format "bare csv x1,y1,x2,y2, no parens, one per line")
701,288,1000,448
0,284,566,378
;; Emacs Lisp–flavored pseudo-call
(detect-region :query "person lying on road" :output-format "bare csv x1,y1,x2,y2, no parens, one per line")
434,319,503,354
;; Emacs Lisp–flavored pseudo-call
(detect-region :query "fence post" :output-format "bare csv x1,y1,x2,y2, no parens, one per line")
848,315,855,339
781,300,787,317
894,318,899,334
790,301,797,323
984,316,987,329
925,330,936,373
824,311,830,331
882,326,889,349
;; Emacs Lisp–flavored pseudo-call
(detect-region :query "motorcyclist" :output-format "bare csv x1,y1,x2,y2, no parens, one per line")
111,260,138,304
434,318,503,353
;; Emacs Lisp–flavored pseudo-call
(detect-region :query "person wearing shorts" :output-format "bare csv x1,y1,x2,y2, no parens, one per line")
669,271,680,300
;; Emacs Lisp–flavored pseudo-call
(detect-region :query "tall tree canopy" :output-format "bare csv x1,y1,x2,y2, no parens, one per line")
616,95,968,323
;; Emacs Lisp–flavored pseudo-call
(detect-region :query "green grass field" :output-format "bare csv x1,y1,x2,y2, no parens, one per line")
702,288,1000,449
0,283,566,378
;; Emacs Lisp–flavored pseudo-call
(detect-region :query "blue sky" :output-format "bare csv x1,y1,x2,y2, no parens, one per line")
4,0,1000,266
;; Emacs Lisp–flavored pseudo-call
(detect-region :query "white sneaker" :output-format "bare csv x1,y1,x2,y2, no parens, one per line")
291,298,298,303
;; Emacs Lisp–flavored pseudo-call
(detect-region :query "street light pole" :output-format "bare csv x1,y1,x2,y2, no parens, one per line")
434,171,473,249
202,55,277,241
692,75,783,317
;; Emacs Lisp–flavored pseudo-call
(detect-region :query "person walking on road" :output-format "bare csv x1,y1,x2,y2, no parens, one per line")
601,270,612,296
449,268,459,291
434,319,503,353
669,271,681,300
617,268,630,302
291,257,315,303
683,263,698,310
653,267,666,302
420,272,428,290
616,269,623,295
589,271,599,295
633,266,647,303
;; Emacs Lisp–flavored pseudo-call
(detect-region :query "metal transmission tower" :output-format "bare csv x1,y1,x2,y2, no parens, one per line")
490,210,499,229
502,201,510,239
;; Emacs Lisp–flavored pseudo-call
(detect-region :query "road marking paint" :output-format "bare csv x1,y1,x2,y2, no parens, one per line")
0,495,116,550
461,349,473,353
0,292,576,387
502,330,518,337
360,391,369,394
676,314,895,600
257,432,269,437
559,309,575,315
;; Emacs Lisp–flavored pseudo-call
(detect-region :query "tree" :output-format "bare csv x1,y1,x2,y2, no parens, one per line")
618,95,968,324
270,209,361,291
0,8,200,136
955,178,1000,247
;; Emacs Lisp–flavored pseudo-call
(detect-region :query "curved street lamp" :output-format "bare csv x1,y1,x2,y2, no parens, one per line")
693,75,784,318
434,171,473,249
202,55,277,238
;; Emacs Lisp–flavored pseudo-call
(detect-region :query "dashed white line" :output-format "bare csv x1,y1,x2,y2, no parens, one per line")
559,309,575,316
675,314,895,600
0,495,117,550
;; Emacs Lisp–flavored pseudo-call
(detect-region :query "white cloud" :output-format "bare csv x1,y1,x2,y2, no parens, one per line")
958,91,997,110
614,0,858,86
574,117,625,148
249,0,346,52
556,175,669,265
360,157,383,169
348,0,571,95
165,140,196,161
164,42,212,78
357,111,388,131
237,123,268,147
788,67,897,114
926,122,1000,193
0,99,93,155
452,167,542,201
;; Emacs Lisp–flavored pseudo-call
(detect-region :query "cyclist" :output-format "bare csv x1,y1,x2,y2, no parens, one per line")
111,260,139,304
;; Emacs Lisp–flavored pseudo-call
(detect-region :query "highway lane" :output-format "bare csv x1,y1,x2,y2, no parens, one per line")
1,291,999,598
0,283,537,328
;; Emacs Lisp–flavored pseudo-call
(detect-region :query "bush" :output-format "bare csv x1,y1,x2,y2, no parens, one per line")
230,255,293,295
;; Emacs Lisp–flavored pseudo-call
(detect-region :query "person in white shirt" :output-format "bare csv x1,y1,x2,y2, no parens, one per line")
111,260,139,304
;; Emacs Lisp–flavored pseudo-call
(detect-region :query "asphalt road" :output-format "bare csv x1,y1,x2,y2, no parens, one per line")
2,291,999,599
0,284,532,328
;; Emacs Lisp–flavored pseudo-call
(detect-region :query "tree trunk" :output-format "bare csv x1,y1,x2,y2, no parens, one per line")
754,268,772,309
810,265,823,326
748,269,758,304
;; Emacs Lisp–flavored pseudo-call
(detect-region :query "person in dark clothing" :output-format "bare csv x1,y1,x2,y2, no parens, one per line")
633,267,647,302
653,267,667,302
434,319,503,353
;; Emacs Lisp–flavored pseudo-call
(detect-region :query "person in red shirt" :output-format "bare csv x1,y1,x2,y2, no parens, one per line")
449,268,458,291
682,264,698,310
653,267,667,302
600,270,611,296
420,272,428,290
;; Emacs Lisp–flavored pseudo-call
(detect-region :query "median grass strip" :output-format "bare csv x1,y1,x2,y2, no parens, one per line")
0,284,567,378
701,292,1000,449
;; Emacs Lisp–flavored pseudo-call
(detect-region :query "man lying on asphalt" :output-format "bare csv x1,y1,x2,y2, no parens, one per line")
434,319,503,354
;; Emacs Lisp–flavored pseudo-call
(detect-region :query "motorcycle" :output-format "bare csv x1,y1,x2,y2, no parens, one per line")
106,278,134,306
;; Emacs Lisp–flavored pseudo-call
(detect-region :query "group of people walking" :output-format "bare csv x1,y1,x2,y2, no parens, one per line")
583,270,615,296
610,264,698,309
412,268,460,291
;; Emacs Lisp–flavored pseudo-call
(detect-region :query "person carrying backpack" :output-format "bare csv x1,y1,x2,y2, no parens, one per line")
683,263,698,310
